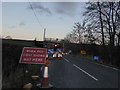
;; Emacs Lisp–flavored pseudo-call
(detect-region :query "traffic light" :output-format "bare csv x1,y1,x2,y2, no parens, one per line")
54,44,58,51
54,44,57,47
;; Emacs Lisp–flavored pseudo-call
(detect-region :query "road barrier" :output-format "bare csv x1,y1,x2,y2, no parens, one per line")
58,53,63,60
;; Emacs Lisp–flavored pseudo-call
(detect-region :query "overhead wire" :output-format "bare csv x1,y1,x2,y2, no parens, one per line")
28,0,44,29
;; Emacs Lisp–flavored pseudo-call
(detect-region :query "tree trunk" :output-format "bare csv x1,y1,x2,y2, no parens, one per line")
117,33,120,46
97,2,105,46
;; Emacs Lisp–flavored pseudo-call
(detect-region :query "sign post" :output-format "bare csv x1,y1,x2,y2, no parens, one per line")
19,47,47,64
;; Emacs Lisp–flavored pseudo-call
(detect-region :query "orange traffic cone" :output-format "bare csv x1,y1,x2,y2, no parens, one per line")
41,66,53,88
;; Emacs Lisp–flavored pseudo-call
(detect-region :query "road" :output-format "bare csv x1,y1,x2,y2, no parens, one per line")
48,55,119,88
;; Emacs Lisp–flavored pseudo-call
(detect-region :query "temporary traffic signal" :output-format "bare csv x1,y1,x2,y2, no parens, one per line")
54,44,58,51
54,44,57,47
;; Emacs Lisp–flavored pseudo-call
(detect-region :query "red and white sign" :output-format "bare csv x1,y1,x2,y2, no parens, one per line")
19,47,47,64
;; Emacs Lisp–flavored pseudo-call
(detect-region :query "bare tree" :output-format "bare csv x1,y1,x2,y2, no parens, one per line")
84,1,120,46
73,22,86,43
65,22,86,44
83,1,120,65
97,2,105,46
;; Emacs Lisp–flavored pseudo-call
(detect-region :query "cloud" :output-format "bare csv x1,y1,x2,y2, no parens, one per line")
10,25,16,29
28,3,52,16
27,2,82,17
10,22,25,29
53,2,80,17
19,22,25,26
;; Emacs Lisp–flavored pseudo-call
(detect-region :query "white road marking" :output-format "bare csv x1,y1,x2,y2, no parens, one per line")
64,58,70,63
73,64,98,81
93,62,118,71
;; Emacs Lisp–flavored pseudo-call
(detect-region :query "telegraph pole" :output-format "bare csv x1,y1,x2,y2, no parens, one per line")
43,28,46,48
43,28,46,41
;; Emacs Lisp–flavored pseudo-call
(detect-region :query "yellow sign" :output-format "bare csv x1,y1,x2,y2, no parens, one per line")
80,50,86,55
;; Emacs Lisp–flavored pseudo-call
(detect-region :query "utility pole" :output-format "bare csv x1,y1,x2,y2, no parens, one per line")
43,28,46,41
62,40,65,53
43,28,46,48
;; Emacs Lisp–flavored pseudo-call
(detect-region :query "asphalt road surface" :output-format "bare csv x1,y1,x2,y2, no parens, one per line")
48,55,119,88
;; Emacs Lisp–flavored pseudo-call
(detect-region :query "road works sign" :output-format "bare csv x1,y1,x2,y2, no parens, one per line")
19,47,47,64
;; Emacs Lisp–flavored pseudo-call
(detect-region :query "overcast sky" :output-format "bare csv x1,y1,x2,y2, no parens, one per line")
2,1,86,40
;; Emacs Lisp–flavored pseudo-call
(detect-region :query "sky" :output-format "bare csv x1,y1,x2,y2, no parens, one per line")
2,1,87,41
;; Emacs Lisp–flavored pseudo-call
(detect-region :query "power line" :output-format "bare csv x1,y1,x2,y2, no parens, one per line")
28,0,44,29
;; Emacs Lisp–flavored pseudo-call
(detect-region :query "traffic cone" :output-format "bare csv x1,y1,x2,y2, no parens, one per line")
41,66,53,88
41,66,49,88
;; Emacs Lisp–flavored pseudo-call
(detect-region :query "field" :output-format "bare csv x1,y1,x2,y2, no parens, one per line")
2,39,43,88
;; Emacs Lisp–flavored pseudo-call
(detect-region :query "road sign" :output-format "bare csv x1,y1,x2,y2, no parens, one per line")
19,47,47,64
80,50,86,55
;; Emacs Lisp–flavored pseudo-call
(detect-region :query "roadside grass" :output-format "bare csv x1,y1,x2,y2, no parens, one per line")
2,40,43,88
81,55,93,61
79,54,119,69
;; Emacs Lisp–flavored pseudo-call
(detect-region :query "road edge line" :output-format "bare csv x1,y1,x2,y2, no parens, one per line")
92,62,119,71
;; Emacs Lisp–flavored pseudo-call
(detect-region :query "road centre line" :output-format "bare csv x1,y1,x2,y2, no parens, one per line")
64,58,70,63
64,58,98,81
73,64,98,81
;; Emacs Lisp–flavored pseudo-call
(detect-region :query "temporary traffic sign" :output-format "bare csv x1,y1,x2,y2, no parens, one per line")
19,47,47,64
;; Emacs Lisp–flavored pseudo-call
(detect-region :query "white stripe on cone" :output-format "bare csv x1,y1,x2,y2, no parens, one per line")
41,66,49,88
43,66,48,78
